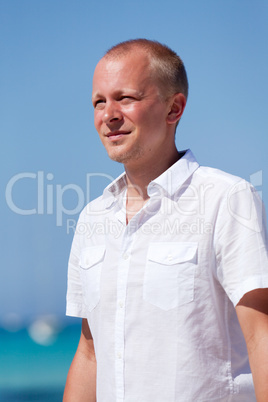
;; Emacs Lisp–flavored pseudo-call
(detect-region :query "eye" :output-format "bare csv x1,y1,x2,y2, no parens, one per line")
119,96,135,103
94,99,105,109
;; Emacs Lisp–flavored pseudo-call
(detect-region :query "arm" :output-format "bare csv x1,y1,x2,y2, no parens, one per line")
63,318,97,402
236,288,268,402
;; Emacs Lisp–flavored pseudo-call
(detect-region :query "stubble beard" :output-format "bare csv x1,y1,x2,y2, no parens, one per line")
107,143,145,165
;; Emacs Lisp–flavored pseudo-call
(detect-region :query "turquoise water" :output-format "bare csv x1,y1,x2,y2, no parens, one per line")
0,324,81,401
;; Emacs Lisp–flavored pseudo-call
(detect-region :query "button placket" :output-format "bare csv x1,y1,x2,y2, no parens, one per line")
114,228,133,402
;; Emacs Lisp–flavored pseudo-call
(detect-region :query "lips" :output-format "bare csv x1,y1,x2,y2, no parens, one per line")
106,131,131,141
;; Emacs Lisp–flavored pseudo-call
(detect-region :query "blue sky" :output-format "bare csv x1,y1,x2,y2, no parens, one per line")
1,0,267,324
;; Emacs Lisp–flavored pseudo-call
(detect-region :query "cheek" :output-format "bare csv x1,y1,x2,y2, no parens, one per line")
127,108,150,128
94,112,102,131
134,103,166,126
138,111,163,130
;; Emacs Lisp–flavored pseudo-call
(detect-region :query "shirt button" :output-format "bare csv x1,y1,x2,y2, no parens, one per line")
119,301,124,308
117,352,122,359
123,253,129,260
167,255,173,261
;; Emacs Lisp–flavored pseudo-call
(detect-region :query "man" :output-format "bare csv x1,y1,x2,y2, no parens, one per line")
64,39,268,401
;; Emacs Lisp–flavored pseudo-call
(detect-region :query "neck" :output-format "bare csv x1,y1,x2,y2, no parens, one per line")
124,147,181,201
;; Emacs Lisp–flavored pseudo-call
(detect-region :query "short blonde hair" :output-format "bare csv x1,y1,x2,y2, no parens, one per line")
104,39,188,100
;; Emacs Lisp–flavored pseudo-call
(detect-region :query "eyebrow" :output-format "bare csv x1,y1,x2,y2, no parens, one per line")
92,88,144,101
92,91,103,101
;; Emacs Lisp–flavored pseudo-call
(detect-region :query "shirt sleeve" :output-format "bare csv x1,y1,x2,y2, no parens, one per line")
215,179,268,306
66,209,87,318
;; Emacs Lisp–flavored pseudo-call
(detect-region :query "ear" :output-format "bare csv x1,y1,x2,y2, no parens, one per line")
166,93,187,125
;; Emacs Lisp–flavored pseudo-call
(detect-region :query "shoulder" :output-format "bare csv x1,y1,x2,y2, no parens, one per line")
195,165,243,187
191,166,264,231
193,165,257,202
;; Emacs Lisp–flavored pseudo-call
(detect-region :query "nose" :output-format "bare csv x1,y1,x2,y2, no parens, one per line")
102,101,123,124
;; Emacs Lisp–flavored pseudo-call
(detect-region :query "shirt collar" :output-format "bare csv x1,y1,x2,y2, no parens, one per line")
102,172,127,209
147,149,199,197
102,149,199,208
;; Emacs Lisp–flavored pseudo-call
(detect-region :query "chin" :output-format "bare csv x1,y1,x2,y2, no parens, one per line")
107,146,144,165
108,153,129,164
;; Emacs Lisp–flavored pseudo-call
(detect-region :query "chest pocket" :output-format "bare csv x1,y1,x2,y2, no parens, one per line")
143,242,197,310
79,246,105,312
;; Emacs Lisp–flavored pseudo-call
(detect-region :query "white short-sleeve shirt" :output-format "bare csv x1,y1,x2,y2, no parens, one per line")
66,150,268,402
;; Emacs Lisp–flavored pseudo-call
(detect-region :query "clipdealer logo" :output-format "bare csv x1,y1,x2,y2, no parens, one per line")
5,172,114,227
5,170,264,233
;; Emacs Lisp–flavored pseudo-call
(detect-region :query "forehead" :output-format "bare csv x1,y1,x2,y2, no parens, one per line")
92,52,156,95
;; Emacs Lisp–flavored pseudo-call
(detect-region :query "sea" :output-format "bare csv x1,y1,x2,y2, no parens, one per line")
0,323,81,402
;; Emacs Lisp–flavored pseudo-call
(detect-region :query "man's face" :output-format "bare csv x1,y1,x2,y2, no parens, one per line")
92,51,174,167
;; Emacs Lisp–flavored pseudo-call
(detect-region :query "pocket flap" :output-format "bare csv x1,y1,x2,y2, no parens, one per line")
80,246,106,269
147,242,197,265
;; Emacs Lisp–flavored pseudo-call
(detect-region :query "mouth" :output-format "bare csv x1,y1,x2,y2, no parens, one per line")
106,131,131,141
